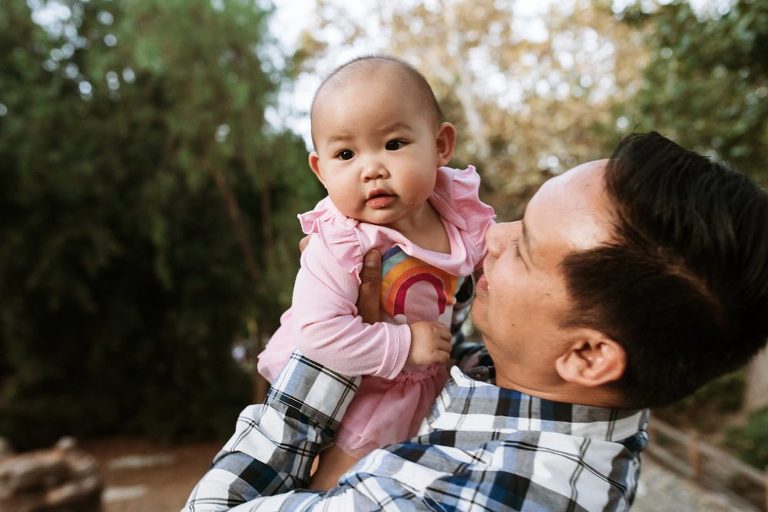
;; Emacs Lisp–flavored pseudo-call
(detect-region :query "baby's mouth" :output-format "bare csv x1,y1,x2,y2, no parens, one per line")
366,189,396,209
366,188,390,200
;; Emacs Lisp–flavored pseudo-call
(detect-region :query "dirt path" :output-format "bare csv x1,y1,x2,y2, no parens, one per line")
84,438,219,512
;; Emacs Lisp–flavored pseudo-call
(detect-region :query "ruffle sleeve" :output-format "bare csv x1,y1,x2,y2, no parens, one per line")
291,212,411,379
298,197,365,283
254,196,413,380
431,166,496,263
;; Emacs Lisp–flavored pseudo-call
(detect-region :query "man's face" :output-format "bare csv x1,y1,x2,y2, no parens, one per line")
471,160,616,393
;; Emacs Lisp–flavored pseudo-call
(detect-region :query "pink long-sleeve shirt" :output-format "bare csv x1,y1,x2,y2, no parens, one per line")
257,166,495,382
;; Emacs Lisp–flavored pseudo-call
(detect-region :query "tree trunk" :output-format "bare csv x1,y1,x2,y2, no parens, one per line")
743,346,768,413
426,1,491,163
209,168,260,285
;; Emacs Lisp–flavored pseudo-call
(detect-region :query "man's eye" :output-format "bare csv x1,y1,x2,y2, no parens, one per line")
385,140,405,151
336,149,354,160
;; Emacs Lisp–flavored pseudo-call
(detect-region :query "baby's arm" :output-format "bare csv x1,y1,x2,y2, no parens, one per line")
355,250,451,368
292,237,414,379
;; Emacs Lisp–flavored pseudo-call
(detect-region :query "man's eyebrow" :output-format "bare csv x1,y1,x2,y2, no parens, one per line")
521,216,534,266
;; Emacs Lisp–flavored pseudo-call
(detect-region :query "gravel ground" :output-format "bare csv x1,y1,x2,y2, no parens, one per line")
634,457,761,512
88,438,761,512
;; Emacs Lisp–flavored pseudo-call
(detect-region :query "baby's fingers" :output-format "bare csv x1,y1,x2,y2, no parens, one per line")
434,325,452,357
432,349,451,365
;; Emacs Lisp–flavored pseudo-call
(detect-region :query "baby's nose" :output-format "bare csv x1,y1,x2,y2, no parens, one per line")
361,159,389,181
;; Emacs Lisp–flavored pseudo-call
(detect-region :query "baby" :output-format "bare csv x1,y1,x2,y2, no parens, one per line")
257,56,495,488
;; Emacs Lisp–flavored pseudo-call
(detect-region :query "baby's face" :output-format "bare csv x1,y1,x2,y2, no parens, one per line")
308,68,452,231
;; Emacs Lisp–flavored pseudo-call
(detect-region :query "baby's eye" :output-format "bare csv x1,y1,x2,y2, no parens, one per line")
385,139,405,151
336,149,354,160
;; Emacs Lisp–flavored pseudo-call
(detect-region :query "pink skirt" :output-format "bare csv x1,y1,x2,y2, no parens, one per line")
335,363,449,457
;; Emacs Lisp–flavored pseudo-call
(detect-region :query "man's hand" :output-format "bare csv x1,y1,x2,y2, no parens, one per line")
356,250,451,365
299,235,311,253
357,250,382,324
407,321,452,366
300,236,382,324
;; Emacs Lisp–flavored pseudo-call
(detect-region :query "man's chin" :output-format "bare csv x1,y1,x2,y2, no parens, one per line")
469,306,485,334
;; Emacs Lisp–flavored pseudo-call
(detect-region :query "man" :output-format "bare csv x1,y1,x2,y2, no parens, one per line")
183,132,768,511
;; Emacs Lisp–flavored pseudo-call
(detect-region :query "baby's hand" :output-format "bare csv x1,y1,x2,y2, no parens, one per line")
407,321,452,366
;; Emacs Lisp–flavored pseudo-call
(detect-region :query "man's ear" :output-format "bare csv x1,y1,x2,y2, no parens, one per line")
555,331,626,387
436,122,457,166
308,151,326,186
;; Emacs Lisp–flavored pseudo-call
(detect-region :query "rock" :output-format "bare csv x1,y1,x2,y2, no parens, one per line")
54,438,77,454
0,451,69,497
0,437,103,512
0,439,12,461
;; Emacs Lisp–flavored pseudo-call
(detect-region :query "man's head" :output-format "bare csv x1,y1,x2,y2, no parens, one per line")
473,132,768,408
565,132,768,407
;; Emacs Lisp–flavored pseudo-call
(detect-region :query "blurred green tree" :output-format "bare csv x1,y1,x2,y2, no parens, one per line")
0,0,319,449
612,0,768,183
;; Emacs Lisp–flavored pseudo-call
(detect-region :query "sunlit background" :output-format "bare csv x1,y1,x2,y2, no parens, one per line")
1,0,767,509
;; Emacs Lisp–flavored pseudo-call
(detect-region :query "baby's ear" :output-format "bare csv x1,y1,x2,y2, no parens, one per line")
436,122,457,166
308,151,326,186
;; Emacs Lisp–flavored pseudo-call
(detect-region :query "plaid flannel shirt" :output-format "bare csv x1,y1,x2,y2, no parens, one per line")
183,352,648,511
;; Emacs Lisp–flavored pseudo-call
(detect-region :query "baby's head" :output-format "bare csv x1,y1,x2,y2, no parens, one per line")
308,56,456,228
310,56,444,145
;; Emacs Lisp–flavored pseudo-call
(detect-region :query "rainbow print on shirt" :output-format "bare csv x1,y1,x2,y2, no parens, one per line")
380,246,461,325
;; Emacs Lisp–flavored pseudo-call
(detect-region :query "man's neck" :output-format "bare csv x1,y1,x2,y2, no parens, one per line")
494,369,627,408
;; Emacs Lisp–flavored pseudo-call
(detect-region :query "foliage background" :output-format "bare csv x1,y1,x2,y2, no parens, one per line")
0,0,320,449
1,0,766,468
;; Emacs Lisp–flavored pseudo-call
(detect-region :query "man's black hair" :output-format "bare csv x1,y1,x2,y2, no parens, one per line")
563,132,768,407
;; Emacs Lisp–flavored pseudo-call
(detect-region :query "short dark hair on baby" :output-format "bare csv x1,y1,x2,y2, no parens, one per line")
310,55,444,138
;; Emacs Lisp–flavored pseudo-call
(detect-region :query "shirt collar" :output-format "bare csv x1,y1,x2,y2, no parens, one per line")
432,366,649,443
